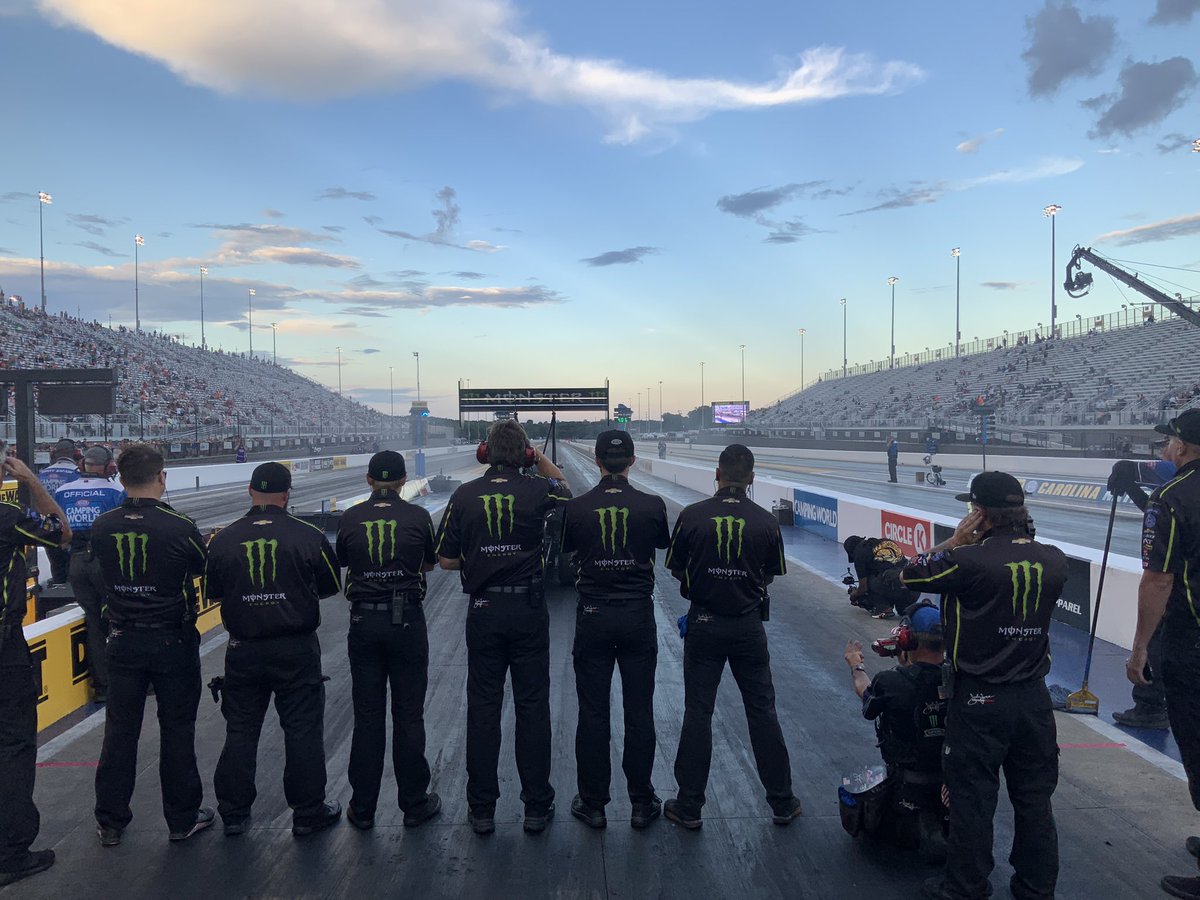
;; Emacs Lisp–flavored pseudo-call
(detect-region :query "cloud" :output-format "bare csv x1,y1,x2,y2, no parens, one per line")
1095,212,1200,246
450,270,487,279
716,182,835,242
1022,2,1116,97
252,247,360,268
581,246,658,267
75,241,127,258
1151,0,1200,24
981,281,1021,291
765,221,821,244
191,222,336,246
955,127,1004,154
432,185,459,239
317,186,375,201
362,215,382,227
390,269,426,278
361,348,381,354
66,213,124,235
329,282,565,311
1086,58,1197,139
375,186,504,252
263,208,285,218
0,191,29,203
35,0,923,143
1157,132,1194,153
322,224,345,233
844,184,945,215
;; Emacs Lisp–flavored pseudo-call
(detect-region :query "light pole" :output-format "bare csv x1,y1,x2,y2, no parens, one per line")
270,322,278,365
1044,204,1062,338
134,234,144,330
413,351,421,402
199,266,207,349
797,328,806,388
888,276,899,368
951,248,961,357
38,191,51,313
658,380,663,431
247,289,256,358
336,346,343,396
840,298,847,378
738,344,746,411
647,386,652,431
389,366,394,419
700,361,705,432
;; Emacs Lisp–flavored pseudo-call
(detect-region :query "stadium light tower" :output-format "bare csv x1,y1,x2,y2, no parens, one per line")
839,298,847,378
738,344,746,410
270,322,278,365
247,289,256,358
798,328,806,388
413,351,421,402
658,380,663,431
1043,204,1062,338
699,361,705,432
38,191,51,313
336,346,343,395
389,366,395,419
888,276,899,368
134,234,144,331
951,248,961,357
198,266,208,349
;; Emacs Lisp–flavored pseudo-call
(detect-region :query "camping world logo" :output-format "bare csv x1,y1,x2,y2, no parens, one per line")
711,515,746,563
363,519,398,565
1004,560,1044,618
595,506,630,553
242,538,279,588
114,532,149,579
480,494,516,539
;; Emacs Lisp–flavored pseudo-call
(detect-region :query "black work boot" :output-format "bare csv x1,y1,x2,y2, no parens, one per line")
1161,875,1200,899
630,796,662,830
0,851,56,888
570,795,606,829
663,798,702,830
403,793,442,828
1112,705,1170,729
292,800,342,837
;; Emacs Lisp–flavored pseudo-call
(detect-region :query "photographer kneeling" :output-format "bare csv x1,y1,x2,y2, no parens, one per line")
843,535,921,619
843,603,949,863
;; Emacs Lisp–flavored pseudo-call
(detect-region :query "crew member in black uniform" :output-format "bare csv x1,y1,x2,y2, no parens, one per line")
901,471,1068,900
663,443,802,829
206,462,343,837
89,443,213,847
1124,411,1200,900
0,456,69,889
336,450,441,831
436,419,570,835
560,430,670,830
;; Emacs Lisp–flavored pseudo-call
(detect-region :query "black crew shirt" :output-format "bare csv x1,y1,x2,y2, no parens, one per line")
91,498,207,627
0,501,64,627
336,489,436,603
665,486,786,616
901,528,1068,683
862,662,946,773
1141,459,1200,639
205,504,341,640
561,474,670,603
435,465,570,596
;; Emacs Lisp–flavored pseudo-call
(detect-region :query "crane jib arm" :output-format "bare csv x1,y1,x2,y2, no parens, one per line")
1064,246,1200,328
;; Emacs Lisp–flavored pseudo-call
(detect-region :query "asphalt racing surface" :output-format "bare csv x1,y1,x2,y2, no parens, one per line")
19,445,1192,899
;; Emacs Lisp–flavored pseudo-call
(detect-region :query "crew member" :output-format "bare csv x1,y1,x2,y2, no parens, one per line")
663,444,802,829
36,439,80,586
0,456,69,889
1106,452,1176,730
89,444,212,846
206,462,343,838
55,446,126,702
560,431,670,830
436,419,570,835
1123,411,1200,900
843,534,919,618
336,451,441,831
887,435,900,483
901,471,1068,900
843,603,948,862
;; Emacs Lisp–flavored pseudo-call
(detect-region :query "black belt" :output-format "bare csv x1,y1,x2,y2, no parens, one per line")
901,770,943,785
578,595,652,606
481,585,530,595
351,599,422,612
111,620,187,631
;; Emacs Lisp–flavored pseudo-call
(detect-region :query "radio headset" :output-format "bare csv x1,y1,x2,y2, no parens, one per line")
476,441,537,468
895,599,942,653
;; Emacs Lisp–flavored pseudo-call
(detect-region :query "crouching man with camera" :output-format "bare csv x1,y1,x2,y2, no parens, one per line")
842,602,948,863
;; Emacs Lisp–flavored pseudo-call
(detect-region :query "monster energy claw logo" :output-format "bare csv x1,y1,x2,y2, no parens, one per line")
114,532,149,579
480,494,516,539
596,506,630,553
1004,560,1044,618
363,519,398,565
711,515,746,563
242,538,279,588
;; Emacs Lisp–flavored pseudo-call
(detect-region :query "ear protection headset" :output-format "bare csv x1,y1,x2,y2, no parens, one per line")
476,441,536,468
895,599,942,652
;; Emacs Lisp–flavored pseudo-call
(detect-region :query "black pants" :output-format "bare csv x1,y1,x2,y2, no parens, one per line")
347,606,431,816
214,633,328,825
942,676,1059,900
572,600,657,808
888,457,898,482
1162,630,1200,810
465,594,553,814
673,607,793,815
95,626,203,833
0,631,39,871
46,546,69,585
68,551,108,692
1132,619,1167,710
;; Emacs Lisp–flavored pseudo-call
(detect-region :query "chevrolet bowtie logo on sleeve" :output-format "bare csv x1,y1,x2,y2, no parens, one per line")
480,494,516,539
1005,560,1044,618
711,515,746,563
363,519,398,565
595,506,630,553
242,538,279,588
113,532,149,579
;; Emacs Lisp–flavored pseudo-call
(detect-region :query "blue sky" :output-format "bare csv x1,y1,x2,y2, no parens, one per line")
1,0,1197,419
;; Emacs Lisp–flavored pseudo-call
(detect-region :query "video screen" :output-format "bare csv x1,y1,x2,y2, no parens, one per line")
712,401,749,425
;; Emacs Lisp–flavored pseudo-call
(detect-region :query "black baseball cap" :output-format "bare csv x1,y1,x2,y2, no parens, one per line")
52,439,76,460
955,471,1025,508
1155,409,1200,445
595,430,635,459
250,461,291,493
368,450,406,481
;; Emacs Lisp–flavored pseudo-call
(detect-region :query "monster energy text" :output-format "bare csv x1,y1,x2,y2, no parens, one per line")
711,515,746,563
596,506,630,553
481,494,516,539
114,531,150,579
363,519,398,566
243,538,279,589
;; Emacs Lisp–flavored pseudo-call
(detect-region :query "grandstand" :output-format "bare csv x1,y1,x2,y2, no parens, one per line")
753,304,1200,438
0,299,401,450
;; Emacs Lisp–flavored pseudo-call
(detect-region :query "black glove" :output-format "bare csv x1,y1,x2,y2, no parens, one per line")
1106,460,1138,496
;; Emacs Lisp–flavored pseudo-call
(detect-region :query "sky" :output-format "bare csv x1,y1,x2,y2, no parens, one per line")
1,0,1197,420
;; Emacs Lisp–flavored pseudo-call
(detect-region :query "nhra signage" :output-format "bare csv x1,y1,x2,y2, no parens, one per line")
793,489,837,540
459,386,610,412
880,510,933,558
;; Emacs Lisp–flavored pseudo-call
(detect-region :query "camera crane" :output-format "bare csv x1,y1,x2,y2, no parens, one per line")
1063,245,1200,328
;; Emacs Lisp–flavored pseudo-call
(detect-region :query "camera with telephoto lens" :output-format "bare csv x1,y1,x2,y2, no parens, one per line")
842,568,858,595
871,628,903,658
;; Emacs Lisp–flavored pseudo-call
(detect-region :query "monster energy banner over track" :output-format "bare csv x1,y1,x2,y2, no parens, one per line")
458,385,610,412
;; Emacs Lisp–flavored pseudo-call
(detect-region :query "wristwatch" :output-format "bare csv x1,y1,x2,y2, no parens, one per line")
852,663,867,673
